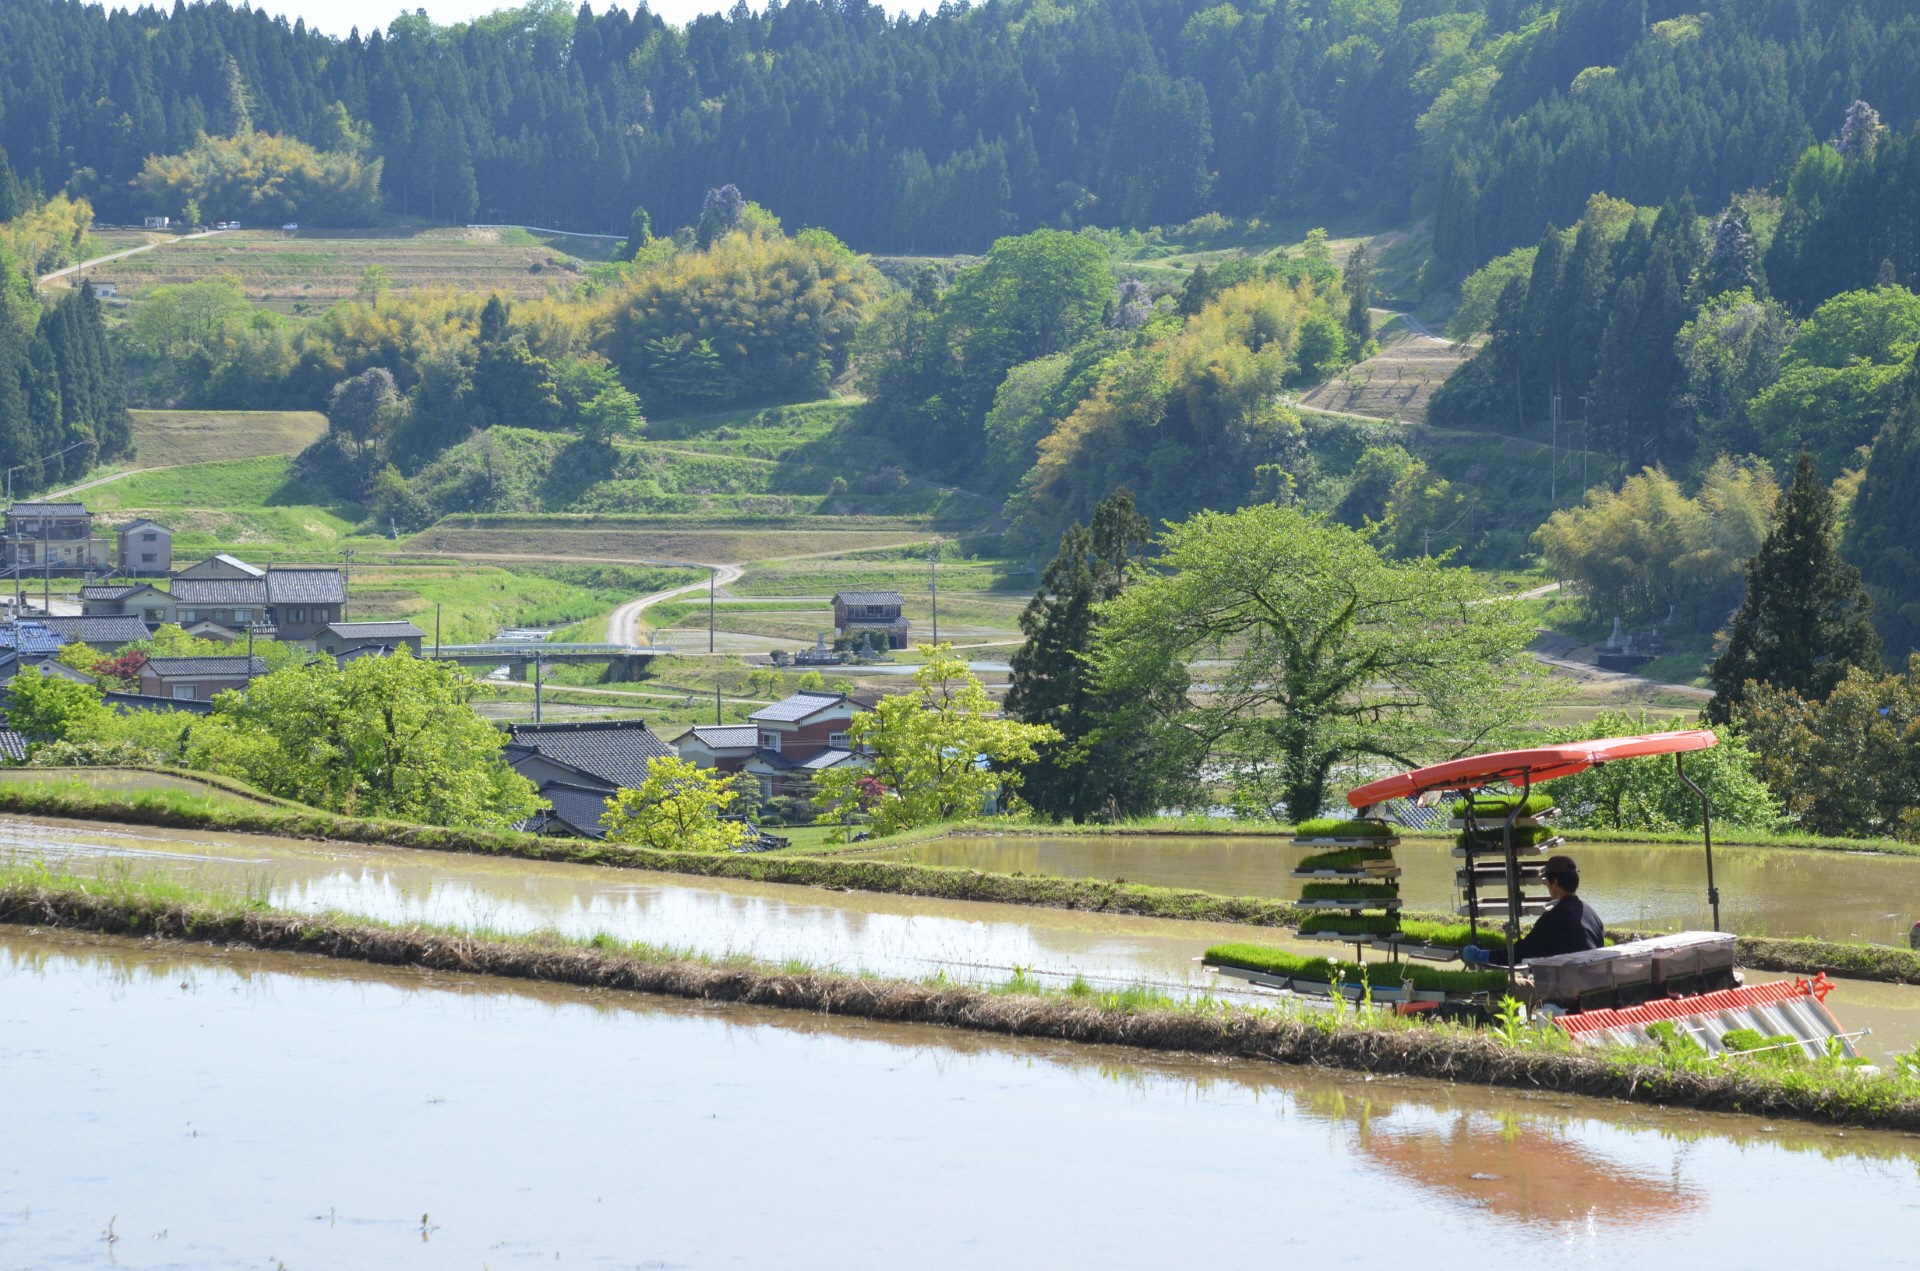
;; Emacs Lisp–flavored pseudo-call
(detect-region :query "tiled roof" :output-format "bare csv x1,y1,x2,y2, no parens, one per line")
6,502,90,517
34,615,153,646
501,720,672,790
173,577,268,605
116,518,170,533
796,748,862,771
179,553,265,577
143,655,267,678
835,591,905,606
266,568,347,604
0,622,67,656
748,690,848,723
0,729,25,762
323,620,423,639
685,725,759,750
521,780,617,839
80,584,143,601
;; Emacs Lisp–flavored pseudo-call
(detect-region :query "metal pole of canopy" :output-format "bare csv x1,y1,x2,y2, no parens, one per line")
1674,752,1720,932
1503,772,1530,987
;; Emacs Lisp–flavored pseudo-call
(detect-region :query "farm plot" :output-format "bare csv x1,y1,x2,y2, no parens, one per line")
127,409,328,467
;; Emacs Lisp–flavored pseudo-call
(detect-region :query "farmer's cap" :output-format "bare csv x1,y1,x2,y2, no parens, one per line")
1543,855,1580,892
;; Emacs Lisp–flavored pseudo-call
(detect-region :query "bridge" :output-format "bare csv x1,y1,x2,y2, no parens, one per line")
426,641,663,681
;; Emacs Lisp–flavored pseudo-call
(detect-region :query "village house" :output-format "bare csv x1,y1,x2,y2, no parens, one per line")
3,502,111,573
116,519,173,575
29,614,154,653
502,720,676,840
137,654,267,700
167,555,348,645
317,620,424,660
832,591,909,650
79,583,175,627
671,689,867,801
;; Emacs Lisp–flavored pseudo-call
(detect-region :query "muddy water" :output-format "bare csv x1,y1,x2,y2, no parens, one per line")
2,927,1917,1268
0,814,1334,1002
876,833,1920,946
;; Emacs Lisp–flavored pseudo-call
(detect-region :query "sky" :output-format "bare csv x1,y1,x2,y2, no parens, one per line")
110,0,926,37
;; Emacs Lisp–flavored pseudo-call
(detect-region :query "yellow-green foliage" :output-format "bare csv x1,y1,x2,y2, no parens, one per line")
601,754,756,852
602,229,880,401
0,194,93,276
136,131,382,226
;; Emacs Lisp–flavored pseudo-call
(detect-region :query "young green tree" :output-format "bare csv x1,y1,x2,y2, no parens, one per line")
1847,361,1920,659
1545,710,1779,832
1091,504,1545,819
1739,657,1920,839
5,668,110,743
1005,488,1181,821
208,650,540,828
1708,454,1882,721
600,755,756,852
813,645,1058,836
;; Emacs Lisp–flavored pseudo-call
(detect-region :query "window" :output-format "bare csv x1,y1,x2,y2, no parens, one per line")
828,732,849,748
760,731,781,752
172,685,196,701
288,608,305,624
140,553,156,563
140,532,157,542
179,610,197,624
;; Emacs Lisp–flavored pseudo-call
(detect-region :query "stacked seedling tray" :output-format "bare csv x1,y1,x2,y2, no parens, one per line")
1290,817,1402,948
1450,792,1564,941
1203,944,1511,1005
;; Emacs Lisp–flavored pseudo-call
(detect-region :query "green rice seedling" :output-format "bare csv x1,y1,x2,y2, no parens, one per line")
1294,847,1396,872
1298,881,1401,902
1450,792,1556,819
1292,817,1396,838
1298,913,1402,937
1398,965,1513,994
1455,825,1562,851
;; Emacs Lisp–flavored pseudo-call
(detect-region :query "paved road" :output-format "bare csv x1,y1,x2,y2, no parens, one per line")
37,228,225,287
45,467,159,499
608,562,744,647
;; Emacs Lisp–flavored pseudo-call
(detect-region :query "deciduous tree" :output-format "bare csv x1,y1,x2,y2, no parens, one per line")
601,755,756,852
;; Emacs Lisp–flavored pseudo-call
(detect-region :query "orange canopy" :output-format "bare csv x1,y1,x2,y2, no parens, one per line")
1345,730,1718,808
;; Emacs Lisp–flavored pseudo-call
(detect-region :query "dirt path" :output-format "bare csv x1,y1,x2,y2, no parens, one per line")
44,467,162,499
37,229,225,287
1530,631,1712,701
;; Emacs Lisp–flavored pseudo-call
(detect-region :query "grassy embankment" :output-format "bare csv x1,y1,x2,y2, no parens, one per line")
3,776,1915,986
6,865,1917,1133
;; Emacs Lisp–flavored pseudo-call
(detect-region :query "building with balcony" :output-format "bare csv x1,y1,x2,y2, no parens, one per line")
3,502,111,573
832,591,909,650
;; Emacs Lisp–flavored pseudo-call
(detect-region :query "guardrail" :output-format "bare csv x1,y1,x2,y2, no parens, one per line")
428,642,661,657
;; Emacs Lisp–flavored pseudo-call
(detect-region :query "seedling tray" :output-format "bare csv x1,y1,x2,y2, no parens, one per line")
1211,964,1412,1003
1451,836,1564,859
1299,929,1402,942
1296,897,1405,911
1448,812,1558,830
1457,898,1552,917
1290,836,1403,849
1291,865,1402,879
1368,940,1464,962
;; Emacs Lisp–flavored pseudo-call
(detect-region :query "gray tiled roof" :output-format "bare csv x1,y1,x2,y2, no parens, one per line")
520,780,616,839
835,591,905,606
0,729,25,762
116,518,170,533
79,584,143,601
6,502,90,517
749,690,847,723
685,725,759,750
173,577,268,605
0,623,64,656
34,615,153,646
144,655,267,678
796,748,861,771
104,691,214,716
502,721,672,790
323,620,424,639
266,568,347,604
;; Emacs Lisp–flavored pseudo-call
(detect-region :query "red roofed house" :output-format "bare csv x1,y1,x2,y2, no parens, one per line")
674,689,866,801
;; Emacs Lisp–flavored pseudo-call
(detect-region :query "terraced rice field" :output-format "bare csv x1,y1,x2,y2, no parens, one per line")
1299,324,1477,424
87,228,589,310
127,409,329,467
405,523,937,565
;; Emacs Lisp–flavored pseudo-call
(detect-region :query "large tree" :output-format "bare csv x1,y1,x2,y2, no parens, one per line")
1091,504,1544,819
1849,360,1920,660
1708,454,1881,722
1005,488,1181,822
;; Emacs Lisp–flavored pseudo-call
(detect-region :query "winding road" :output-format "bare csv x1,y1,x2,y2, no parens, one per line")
607,563,743,647
37,227,226,288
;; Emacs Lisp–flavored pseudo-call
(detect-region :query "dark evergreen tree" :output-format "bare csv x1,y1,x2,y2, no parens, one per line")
1700,205,1764,298
1709,454,1883,721
477,295,510,346
1342,243,1373,348
1847,357,1920,660
1005,489,1168,822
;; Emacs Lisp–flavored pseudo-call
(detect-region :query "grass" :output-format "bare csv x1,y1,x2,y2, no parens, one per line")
123,410,329,468
1450,792,1557,818
1298,881,1401,902
1295,847,1397,872
1293,817,1395,838
11,866,1916,1132
350,562,699,645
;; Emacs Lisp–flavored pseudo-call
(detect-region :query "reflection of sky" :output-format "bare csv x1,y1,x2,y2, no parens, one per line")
0,816,1265,1001
4,929,1918,1267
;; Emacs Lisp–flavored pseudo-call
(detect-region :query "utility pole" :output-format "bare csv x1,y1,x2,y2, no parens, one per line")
929,538,942,646
714,682,721,725
1550,393,1560,507
434,603,441,657
533,650,543,724
708,565,716,653
1580,396,1590,493
341,548,355,620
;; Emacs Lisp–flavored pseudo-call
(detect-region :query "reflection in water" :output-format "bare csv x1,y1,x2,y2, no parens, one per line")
875,832,1920,945
1,928,1916,1269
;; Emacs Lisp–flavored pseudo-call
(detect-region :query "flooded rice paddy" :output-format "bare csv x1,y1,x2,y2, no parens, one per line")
2,926,1917,1267
875,832,1920,946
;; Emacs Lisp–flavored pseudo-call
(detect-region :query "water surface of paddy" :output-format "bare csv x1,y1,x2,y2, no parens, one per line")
2,927,1916,1268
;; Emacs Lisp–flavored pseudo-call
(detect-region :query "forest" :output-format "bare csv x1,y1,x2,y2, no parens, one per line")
0,0,1917,257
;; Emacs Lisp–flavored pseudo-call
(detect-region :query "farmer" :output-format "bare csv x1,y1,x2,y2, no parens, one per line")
1460,855,1605,966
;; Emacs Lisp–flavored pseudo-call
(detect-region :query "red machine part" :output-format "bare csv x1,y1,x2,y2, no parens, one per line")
1552,976,1853,1059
